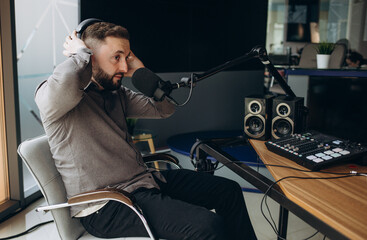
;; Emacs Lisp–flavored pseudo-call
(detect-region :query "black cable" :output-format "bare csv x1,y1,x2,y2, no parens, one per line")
197,158,367,175
260,193,283,239
194,145,365,239
303,230,319,240
217,159,367,176
0,220,54,240
197,158,362,239
264,189,278,235
172,73,195,107
200,162,288,238
264,163,367,176
260,174,358,240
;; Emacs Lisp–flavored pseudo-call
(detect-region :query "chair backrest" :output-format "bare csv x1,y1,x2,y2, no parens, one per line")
299,43,346,69
18,135,86,240
329,44,346,68
298,43,318,68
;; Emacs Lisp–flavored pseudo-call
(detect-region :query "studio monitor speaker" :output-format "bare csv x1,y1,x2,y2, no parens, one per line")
271,96,305,139
244,95,274,140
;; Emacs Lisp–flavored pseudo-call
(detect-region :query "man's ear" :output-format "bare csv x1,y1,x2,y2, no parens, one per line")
90,54,96,65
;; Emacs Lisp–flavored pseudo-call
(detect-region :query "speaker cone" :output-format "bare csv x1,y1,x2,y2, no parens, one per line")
244,115,266,138
273,118,292,138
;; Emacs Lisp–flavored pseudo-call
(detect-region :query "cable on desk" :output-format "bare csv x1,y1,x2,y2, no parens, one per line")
216,159,367,176
200,160,367,176
201,152,367,239
261,174,360,240
199,159,365,239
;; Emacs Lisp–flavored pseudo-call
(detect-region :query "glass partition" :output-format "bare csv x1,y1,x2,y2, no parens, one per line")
14,0,79,198
266,0,367,60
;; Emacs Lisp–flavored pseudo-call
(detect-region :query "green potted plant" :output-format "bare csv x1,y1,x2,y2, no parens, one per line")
316,42,335,69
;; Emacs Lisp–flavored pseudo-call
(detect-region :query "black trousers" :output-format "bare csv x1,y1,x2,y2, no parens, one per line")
79,169,257,240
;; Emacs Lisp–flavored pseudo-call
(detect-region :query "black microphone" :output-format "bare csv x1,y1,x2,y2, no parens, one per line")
132,68,175,101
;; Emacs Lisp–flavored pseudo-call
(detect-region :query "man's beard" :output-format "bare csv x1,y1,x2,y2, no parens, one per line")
93,65,123,91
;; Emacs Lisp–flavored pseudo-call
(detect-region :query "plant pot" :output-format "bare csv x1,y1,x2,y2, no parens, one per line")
316,54,331,69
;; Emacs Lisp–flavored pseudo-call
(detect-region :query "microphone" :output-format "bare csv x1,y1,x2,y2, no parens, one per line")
132,68,176,101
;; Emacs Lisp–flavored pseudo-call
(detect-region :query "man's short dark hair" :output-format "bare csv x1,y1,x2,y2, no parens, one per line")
82,22,130,48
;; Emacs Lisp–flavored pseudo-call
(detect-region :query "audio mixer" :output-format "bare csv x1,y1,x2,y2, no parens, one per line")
265,130,367,170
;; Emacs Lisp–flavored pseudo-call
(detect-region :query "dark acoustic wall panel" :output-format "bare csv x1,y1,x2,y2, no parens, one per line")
81,0,268,73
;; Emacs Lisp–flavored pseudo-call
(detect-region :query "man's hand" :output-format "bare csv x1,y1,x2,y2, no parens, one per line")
125,51,145,77
63,30,87,57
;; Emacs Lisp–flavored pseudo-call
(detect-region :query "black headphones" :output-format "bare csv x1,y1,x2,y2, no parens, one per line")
189,139,218,174
75,18,103,38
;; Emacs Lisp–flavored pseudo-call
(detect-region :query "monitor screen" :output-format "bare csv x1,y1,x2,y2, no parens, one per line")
307,76,367,144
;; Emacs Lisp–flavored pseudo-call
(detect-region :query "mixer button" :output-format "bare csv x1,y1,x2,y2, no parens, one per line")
331,153,341,158
322,156,333,160
315,153,326,157
332,148,343,152
306,155,316,160
340,150,350,155
313,158,323,163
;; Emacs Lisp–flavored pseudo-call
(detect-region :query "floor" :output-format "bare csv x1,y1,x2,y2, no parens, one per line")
0,192,329,240
1,151,330,239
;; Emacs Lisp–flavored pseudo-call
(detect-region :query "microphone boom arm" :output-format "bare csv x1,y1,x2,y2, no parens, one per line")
179,45,296,97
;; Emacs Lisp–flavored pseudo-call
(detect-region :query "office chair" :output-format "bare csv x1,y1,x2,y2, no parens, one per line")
17,135,181,240
298,43,346,69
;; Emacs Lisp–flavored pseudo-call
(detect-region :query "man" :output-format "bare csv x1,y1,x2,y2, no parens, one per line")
35,21,257,240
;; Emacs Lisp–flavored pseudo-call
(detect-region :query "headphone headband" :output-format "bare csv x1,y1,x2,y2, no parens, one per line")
76,18,103,38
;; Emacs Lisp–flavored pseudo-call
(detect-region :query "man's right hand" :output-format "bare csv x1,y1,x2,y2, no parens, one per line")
63,30,87,57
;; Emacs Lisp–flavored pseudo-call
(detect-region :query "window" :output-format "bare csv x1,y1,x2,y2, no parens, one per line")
15,0,79,198
266,0,367,58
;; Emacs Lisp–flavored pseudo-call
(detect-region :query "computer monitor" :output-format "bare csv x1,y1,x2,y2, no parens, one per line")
307,76,367,144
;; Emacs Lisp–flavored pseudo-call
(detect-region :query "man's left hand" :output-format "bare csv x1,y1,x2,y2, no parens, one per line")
125,51,145,77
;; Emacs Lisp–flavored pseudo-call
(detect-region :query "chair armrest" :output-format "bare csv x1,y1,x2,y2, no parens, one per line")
68,188,133,206
36,188,157,240
143,153,180,165
36,188,134,212
143,153,182,170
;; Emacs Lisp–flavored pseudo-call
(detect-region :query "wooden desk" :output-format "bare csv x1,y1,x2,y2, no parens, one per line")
195,139,367,240
250,140,367,240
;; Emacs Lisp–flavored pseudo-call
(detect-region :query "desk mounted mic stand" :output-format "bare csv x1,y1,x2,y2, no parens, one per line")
178,45,296,98
180,45,308,129
185,46,308,172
